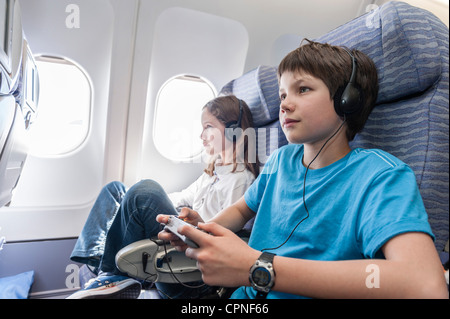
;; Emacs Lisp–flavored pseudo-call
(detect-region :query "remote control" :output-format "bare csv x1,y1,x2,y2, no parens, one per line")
164,216,199,248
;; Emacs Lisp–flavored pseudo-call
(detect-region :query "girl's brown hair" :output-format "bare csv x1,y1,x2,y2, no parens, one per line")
203,95,260,178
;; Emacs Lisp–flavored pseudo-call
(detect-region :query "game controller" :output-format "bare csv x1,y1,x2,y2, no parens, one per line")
164,216,199,248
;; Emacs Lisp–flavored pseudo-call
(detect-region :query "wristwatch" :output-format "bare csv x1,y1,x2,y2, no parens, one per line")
249,252,276,299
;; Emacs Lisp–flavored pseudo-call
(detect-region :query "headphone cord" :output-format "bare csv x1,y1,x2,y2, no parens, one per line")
161,240,206,289
262,117,347,253
156,223,206,290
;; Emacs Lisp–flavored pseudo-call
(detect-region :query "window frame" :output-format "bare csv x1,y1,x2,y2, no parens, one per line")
29,55,93,157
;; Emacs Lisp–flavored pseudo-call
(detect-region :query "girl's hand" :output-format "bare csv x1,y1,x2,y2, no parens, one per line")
177,207,204,226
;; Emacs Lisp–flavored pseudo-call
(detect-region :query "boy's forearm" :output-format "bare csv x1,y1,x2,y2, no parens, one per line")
273,257,390,298
272,233,448,299
272,257,446,298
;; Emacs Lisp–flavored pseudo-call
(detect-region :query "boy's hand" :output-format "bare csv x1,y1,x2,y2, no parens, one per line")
156,207,204,251
181,222,260,288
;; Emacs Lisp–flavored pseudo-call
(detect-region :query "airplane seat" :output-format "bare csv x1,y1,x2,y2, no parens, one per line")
116,1,449,296
0,95,28,207
314,0,449,253
0,0,38,208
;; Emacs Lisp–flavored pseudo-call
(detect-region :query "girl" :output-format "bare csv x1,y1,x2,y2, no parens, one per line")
68,95,259,299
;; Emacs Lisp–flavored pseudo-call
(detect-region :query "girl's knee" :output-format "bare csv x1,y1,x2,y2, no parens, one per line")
129,179,164,196
122,179,167,206
104,181,126,191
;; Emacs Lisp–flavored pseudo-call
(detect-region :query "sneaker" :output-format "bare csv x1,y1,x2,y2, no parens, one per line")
66,275,141,299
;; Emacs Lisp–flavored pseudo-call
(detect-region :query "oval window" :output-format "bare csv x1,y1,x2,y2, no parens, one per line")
153,75,216,161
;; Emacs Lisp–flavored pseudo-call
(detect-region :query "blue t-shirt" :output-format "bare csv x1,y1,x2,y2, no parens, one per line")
231,144,434,299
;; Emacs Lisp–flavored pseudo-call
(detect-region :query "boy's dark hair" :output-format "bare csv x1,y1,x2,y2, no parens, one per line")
277,39,379,141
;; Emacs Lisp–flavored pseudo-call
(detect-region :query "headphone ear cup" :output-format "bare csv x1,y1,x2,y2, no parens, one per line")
341,82,362,114
333,86,345,117
334,83,362,117
334,48,364,117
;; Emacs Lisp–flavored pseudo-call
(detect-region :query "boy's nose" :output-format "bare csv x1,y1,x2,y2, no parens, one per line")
280,99,294,113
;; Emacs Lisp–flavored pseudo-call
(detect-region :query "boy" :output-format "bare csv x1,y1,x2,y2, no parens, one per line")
158,40,448,298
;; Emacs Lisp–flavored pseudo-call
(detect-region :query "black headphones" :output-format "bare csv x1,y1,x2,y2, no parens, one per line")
333,48,363,117
224,99,243,141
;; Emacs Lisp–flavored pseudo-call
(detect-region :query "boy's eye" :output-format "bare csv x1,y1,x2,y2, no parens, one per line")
299,87,310,93
279,93,286,101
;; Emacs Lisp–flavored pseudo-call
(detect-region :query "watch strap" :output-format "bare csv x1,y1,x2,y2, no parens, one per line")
259,252,275,264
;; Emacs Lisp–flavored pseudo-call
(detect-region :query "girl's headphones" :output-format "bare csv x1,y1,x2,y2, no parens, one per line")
224,99,243,141
333,48,363,117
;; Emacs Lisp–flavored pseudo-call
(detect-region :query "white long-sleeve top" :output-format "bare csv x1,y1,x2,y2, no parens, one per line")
167,163,255,221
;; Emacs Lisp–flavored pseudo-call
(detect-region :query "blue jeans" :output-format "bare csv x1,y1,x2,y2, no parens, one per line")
70,179,211,298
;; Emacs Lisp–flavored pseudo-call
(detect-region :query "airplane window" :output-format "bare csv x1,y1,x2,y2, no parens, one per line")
28,56,91,156
153,75,216,161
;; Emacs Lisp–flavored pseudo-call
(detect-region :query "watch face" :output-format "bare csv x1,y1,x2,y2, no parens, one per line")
252,267,271,286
